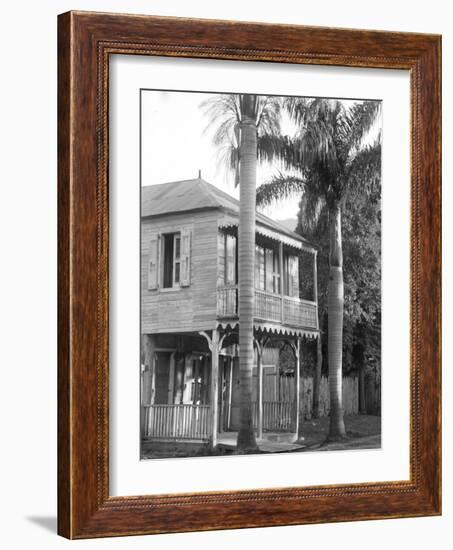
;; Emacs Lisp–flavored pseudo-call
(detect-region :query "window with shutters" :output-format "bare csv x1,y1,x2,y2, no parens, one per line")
255,245,265,290
283,254,299,298
147,228,191,290
225,234,237,285
255,245,281,294
265,248,281,294
162,232,180,288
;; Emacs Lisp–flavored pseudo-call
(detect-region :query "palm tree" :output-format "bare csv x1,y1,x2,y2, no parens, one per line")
256,98,381,440
201,94,281,451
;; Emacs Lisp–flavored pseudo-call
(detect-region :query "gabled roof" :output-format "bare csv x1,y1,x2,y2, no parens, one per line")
141,177,314,248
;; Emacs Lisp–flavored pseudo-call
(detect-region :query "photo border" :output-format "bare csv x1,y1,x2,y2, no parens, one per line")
58,11,441,538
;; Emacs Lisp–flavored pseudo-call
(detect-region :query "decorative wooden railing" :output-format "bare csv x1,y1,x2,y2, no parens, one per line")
217,286,238,318
252,401,295,432
217,285,318,329
255,290,281,323
144,404,211,440
283,296,318,328
144,402,297,439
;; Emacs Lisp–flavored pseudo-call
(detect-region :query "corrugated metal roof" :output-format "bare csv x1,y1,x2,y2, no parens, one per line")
141,178,313,247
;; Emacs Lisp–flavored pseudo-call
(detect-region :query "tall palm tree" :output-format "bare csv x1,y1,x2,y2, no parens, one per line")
256,98,381,440
201,94,281,451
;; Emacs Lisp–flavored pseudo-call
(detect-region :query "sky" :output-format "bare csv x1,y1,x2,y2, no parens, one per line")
140,90,301,220
140,90,380,222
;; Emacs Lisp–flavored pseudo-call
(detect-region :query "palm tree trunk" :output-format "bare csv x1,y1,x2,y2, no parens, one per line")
327,203,347,440
312,332,322,419
236,105,258,452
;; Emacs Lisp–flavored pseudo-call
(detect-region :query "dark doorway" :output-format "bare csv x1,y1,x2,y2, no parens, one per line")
154,352,170,404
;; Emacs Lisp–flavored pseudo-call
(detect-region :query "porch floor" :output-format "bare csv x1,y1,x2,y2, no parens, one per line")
217,432,306,453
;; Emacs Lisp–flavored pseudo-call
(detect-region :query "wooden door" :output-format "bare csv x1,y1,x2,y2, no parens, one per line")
220,356,234,431
154,352,170,404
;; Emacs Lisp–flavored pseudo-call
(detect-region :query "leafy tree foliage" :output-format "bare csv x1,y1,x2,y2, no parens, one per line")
296,180,381,378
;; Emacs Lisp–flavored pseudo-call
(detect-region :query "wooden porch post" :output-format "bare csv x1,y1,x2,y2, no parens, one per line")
142,334,156,437
211,333,219,447
143,335,156,403
168,353,176,404
254,338,263,439
313,250,318,303
228,358,234,429
199,329,226,449
174,353,185,405
313,250,319,329
279,241,284,324
294,338,303,441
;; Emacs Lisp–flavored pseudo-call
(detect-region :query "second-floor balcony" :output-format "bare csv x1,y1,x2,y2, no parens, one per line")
217,285,318,330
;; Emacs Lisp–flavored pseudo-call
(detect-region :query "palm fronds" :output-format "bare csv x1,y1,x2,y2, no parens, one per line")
256,173,305,208
200,93,282,186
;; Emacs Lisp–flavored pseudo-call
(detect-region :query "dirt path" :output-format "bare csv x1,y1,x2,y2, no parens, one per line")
297,414,381,451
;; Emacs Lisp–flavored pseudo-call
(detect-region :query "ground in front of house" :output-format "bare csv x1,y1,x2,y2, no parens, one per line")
296,413,381,452
141,414,381,459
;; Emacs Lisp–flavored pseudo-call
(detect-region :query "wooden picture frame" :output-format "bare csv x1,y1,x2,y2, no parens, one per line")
58,10,441,539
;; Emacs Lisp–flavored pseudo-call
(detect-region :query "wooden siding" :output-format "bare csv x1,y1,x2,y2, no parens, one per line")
217,232,226,286
141,210,218,333
142,210,318,334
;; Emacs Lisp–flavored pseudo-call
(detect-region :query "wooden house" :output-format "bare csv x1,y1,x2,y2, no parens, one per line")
141,177,319,448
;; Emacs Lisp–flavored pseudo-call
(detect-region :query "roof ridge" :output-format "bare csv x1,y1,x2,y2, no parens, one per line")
142,177,198,190
198,178,240,206
197,178,225,207
141,178,313,246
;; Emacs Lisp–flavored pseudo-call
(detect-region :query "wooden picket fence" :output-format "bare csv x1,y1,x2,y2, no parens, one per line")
300,376,359,418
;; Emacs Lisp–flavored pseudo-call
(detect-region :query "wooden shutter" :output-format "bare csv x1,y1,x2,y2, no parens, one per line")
180,228,191,287
147,233,159,290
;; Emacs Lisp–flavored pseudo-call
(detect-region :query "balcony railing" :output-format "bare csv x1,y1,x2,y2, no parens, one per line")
217,285,318,330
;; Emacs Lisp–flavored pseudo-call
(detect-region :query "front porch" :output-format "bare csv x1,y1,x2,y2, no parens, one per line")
142,400,296,442
141,328,318,451
216,431,305,452
141,429,306,459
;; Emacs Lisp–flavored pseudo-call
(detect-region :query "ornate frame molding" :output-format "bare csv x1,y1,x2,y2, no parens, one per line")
58,11,441,538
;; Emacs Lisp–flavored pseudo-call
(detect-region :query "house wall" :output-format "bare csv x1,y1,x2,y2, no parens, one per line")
141,210,219,333
217,231,226,286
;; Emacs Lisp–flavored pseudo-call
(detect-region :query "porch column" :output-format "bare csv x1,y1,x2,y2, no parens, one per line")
168,353,176,404
313,250,319,329
174,353,185,404
294,338,303,441
255,338,264,439
199,329,226,449
142,334,156,437
202,355,209,404
211,332,220,447
279,241,284,323
313,250,318,303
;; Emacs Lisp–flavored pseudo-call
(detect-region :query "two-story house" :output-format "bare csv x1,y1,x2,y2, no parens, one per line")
141,177,319,450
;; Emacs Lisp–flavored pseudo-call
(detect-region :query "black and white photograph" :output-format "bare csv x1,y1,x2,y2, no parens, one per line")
140,89,382,460
0,0,446,545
